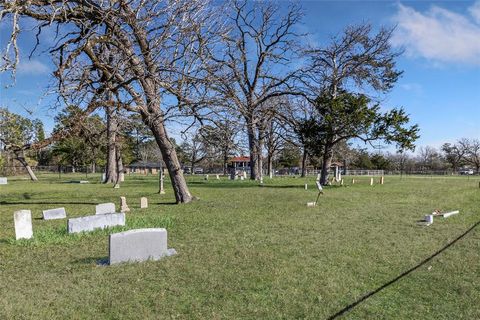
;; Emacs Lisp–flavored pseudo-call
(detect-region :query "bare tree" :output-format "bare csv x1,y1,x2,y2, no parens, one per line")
205,0,303,180
458,138,480,173
1,0,220,203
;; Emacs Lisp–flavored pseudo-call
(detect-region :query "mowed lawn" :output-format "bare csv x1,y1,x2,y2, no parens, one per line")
0,174,479,319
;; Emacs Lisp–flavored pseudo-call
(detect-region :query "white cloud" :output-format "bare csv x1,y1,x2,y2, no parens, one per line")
469,1,480,23
17,59,50,75
392,2,480,66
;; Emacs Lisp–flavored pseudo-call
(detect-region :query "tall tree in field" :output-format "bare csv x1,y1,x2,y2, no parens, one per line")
1,0,219,203
206,0,303,180
458,138,480,173
308,91,419,184
0,108,41,180
441,142,464,172
304,24,418,184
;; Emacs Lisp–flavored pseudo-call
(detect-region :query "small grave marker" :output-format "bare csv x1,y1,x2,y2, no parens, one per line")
0,177,7,185
216,174,220,180
140,197,148,209
120,197,130,213
304,183,308,190
380,176,384,185
43,207,67,220
14,210,33,240
306,202,316,207
370,178,374,186
96,203,116,215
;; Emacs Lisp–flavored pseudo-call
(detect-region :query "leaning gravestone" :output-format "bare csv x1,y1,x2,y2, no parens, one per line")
109,228,177,265
315,181,323,192
67,213,125,233
140,197,148,209
14,210,33,240
0,177,7,185
43,207,67,220
96,202,116,215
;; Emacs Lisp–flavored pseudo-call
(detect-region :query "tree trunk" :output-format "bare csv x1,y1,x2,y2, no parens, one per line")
115,146,123,184
246,121,258,180
320,144,334,185
257,134,264,181
223,151,228,175
141,109,192,203
14,150,38,181
267,153,273,178
301,147,307,177
105,104,118,183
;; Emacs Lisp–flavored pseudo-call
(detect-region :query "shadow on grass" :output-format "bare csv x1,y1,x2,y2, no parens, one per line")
327,219,480,320
73,256,109,265
0,201,98,205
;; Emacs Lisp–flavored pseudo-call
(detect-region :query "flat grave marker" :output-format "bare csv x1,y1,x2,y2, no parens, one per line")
43,207,67,220
96,202,116,215
68,213,125,234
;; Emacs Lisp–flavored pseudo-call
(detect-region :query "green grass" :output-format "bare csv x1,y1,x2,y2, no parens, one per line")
1,173,479,319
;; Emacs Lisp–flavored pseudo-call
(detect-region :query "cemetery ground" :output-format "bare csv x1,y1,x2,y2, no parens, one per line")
0,174,479,319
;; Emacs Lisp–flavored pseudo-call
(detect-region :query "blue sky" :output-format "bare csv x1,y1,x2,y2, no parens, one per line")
1,1,479,153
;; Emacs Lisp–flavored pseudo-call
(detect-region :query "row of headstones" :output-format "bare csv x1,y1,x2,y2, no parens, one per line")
13,199,176,265
204,174,221,181
305,174,385,189
14,198,149,240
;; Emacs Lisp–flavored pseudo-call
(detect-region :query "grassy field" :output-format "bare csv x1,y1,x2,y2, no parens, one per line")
1,173,479,319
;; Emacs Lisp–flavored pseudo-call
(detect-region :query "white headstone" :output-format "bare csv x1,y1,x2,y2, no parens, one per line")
306,202,316,207
120,173,125,182
140,197,148,209
42,207,67,220
216,174,220,180
240,176,244,181
315,181,323,192
205,174,209,181
68,213,125,234
316,174,321,181
370,177,374,186
0,177,7,185
243,171,247,179
96,202,116,215
304,183,308,190
120,197,130,213
109,228,176,265
14,210,33,240
102,173,106,182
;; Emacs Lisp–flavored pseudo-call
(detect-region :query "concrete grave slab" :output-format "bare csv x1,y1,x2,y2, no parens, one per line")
96,203,116,215
14,210,33,240
43,207,67,220
68,213,125,234
109,228,176,265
